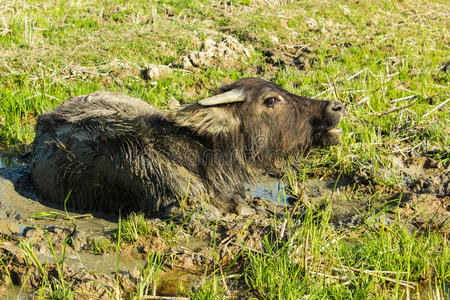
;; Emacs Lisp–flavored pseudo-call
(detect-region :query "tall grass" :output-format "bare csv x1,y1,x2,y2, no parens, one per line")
242,200,449,299
18,230,76,299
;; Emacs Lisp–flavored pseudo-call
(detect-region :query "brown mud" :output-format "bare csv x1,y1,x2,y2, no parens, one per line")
261,44,316,74
0,151,448,298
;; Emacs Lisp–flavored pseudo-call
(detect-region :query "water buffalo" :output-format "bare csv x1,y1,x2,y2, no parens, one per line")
31,78,345,216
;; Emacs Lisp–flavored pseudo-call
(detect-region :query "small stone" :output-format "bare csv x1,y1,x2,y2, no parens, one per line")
141,64,172,80
423,157,441,169
0,220,20,235
236,203,255,216
167,97,180,110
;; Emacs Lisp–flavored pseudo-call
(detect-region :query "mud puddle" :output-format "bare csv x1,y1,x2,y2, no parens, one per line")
37,250,145,275
0,164,117,234
2,267,199,300
251,175,350,205
0,153,27,169
416,280,450,299
0,164,208,297
251,176,288,204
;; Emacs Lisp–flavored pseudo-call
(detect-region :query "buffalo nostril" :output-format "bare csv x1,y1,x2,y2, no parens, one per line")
327,102,345,115
332,105,343,112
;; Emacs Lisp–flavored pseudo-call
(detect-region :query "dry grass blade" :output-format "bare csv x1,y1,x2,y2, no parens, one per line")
310,271,348,281
142,296,189,300
390,95,415,103
368,99,417,117
333,266,417,289
422,98,449,118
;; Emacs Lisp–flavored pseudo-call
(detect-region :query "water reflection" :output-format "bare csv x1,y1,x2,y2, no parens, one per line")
0,153,27,168
251,176,289,205
250,175,352,206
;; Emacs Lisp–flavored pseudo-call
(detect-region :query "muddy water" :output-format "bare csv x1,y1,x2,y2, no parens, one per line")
0,152,28,168
0,163,344,238
0,161,201,297
0,168,117,235
251,176,288,204
0,152,118,234
37,250,145,275
251,175,349,205
416,281,450,299
3,249,197,299
0,155,204,281
0,159,127,280
0,161,277,296
1,152,448,297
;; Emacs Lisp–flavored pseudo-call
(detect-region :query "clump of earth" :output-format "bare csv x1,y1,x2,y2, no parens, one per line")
0,150,448,298
261,44,315,71
174,35,251,71
56,35,252,85
43,34,330,88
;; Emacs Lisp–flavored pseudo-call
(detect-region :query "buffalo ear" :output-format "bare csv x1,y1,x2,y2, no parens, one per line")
173,90,244,137
173,105,240,137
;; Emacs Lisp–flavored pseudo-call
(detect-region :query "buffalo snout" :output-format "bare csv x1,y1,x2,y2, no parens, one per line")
323,101,346,129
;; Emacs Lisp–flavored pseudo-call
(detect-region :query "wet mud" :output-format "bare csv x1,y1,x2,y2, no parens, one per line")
0,151,448,298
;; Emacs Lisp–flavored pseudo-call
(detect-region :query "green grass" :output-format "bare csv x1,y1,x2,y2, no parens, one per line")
135,253,165,299
89,237,113,255
115,212,157,243
113,212,179,244
183,199,449,299
0,0,449,298
0,1,448,172
242,204,449,299
17,231,76,299
189,274,227,299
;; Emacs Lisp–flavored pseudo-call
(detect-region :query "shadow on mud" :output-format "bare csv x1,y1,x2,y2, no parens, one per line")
0,150,123,221
0,165,119,224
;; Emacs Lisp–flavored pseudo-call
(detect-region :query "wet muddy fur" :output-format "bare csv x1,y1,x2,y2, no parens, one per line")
31,78,345,216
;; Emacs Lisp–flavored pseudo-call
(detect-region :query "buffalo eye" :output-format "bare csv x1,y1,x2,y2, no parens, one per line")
264,97,279,107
